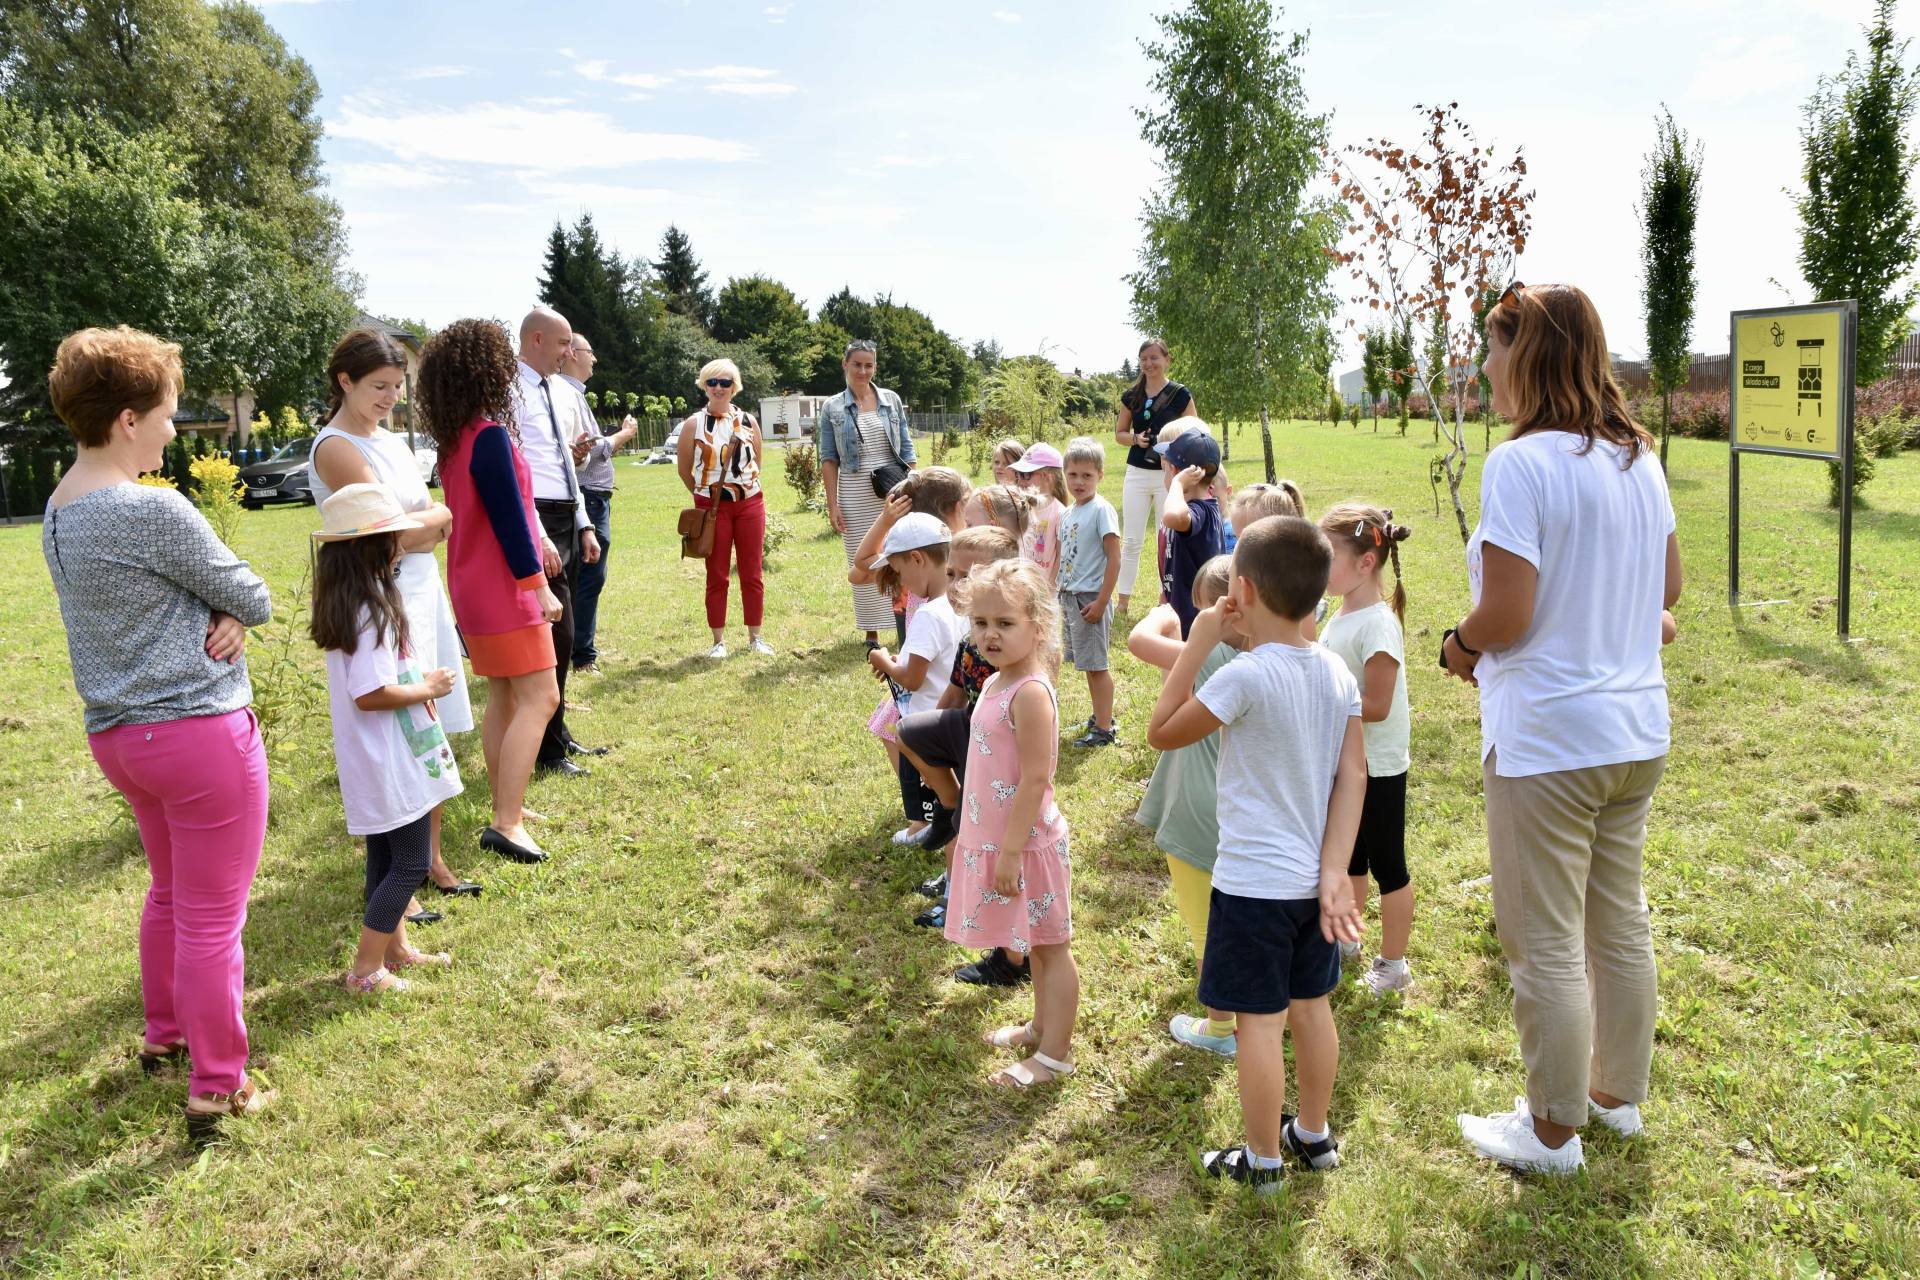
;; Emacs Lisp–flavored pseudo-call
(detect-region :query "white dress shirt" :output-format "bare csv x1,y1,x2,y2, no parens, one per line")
512,360,589,531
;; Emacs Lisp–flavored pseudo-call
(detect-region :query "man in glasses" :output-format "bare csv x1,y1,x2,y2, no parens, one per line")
558,334,638,676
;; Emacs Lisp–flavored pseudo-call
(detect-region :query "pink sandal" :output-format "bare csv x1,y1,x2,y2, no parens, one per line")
343,966,408,994
388,946,452,970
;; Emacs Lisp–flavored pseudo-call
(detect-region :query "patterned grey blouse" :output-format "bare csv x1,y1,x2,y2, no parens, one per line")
43,484,273,733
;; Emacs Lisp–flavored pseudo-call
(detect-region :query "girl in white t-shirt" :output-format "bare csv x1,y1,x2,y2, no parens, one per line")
866,514,967,847
310,485,464,995
1318,503,1415,995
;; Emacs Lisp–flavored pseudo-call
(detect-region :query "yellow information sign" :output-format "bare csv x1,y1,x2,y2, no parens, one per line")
1731,307,1843,457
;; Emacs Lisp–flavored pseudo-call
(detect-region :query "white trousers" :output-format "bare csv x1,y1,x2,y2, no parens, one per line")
1118,463,1165,601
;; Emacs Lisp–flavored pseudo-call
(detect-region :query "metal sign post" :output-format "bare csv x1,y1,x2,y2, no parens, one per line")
1728,299,1858,639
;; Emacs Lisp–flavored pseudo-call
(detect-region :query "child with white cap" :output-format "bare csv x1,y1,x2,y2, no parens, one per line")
310,483,464,995
866,513,968,843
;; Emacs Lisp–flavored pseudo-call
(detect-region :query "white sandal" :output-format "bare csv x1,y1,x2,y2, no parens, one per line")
991,1052,1074,1089
983,1021,1037,1050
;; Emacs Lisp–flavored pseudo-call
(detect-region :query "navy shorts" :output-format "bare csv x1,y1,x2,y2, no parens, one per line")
1197,889,1340,1015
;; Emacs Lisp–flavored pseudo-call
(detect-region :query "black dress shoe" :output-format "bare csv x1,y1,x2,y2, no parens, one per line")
405,909,443,925
914,902,946,928
480,827,547,864
536,757,590,778
565,740,610,757
429,879,483,897
953,948,1030,987
915,871,948,900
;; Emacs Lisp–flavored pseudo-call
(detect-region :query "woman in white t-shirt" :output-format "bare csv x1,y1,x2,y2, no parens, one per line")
1443,283,1682,1176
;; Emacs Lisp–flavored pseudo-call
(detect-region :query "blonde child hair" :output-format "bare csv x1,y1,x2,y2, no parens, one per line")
1062,435,1105,472
1317,502,1413,621
1190,553,1235,611
966,557,1063,680
1230,480,1305,525
949,525,1021,612
991,439,1026,479
970,484,1040,540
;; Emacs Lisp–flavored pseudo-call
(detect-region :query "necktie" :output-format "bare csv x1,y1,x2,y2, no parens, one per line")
538,377,576,500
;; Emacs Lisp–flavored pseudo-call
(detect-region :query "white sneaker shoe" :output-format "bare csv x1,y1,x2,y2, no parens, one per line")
1362,956,1413,994
1588,1097,1644,1137
748,637,776,656
1457,1097,1585,1175
706,643,728,660
890,825,933,846
1338,939,1362,963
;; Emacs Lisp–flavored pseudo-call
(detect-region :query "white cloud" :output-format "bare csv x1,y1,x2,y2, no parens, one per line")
333,161,459,190
765,3,793,20
1684,35,1808,105
402,65,472,81
575,59,674,90
807,203,906,229
709,81,797,96
679,65,779,80
329,95,750,169
992,9,1021,22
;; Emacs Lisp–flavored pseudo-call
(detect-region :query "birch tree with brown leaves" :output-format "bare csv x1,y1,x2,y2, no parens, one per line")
1327,103,1533,542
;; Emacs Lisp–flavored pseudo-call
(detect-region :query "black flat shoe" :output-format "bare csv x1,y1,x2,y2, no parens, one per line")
429,879,483,897
536,757,590,778
914,902,946,928
480,827,547,864
405,909,443,925
915,871,948,900
953,948,1030,987
565,740,610,757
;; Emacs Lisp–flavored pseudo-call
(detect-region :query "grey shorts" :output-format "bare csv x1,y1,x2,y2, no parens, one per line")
1059,590,1112,671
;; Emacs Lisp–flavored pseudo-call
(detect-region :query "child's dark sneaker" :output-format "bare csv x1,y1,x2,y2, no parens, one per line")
1072,725,1119,748
1281,1115,1342,1170
915,871,948,900
952,948,1030,987
919,804,959,852
1198,1145,1284,1195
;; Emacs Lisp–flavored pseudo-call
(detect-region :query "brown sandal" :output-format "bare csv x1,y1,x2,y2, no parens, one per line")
185,1077,273,1144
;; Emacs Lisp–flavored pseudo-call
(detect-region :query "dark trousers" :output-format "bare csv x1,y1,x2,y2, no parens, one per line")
534,500,578,762
573,489,613,667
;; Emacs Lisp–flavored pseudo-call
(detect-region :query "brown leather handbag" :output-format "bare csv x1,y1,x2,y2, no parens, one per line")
677,503,715,559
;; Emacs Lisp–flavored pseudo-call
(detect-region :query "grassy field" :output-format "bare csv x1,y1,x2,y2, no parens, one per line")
1,421,1915,1279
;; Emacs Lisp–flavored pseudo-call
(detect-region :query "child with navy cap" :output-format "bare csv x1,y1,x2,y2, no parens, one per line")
1157,423,1227,637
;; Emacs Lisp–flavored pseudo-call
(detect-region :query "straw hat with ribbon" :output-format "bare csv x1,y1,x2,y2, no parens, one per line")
311,482,424,543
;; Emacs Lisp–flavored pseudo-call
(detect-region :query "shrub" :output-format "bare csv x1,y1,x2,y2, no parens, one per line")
762,512,793,567
783,440,823,512
188,454,245,549
1347,403,1362,428
1828,443,1876,507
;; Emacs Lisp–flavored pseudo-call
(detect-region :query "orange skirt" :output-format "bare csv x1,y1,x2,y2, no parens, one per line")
463,623,555,678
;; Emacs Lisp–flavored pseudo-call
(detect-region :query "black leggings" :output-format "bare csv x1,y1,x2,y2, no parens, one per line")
1347,771,1410,895
364,812,432,933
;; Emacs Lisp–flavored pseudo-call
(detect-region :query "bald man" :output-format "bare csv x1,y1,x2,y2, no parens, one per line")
512,306,604,776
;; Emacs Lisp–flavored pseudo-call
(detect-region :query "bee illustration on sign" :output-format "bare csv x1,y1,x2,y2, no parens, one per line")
1770,321,1786,348
1797,338,1825,418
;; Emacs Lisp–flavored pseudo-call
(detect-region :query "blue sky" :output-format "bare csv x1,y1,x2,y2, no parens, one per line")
256,0,1918,377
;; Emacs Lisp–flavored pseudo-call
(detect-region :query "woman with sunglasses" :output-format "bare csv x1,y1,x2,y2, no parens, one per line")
1444,282,1681,1176
1113,338,1199,614
677,357,772,659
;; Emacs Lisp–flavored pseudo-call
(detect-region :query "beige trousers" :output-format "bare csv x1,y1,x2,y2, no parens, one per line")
1483,747,1667,1127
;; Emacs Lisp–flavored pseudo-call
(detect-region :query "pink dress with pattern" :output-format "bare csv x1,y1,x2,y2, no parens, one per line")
943,671,1073,954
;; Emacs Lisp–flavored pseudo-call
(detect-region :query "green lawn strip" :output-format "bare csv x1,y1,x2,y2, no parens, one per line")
0,425,1912,1278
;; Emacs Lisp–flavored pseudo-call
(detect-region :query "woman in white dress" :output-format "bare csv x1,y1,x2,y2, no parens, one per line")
816,340,917,644
310,327,481,913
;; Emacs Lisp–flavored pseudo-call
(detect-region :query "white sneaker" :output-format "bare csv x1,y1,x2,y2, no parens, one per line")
706,643,728,660
748,637,776,656
1338,939,1362,962
1168,1013,1237,1058
890,825,932,846
1457,1097,1585,1175
1363,956,1413,994
1588,1097,1644,1137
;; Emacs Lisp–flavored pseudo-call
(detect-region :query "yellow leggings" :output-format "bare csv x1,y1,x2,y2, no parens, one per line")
1167,856,1213,969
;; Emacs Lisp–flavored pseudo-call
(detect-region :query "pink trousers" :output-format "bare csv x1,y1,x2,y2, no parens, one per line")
88,707,267,1095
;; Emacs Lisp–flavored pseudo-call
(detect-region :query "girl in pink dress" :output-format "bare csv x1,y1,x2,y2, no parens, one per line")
943,558,1079,1087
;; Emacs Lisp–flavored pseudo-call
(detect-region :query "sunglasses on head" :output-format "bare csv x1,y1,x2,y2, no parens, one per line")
705,378,734,388
1492,279,1526,311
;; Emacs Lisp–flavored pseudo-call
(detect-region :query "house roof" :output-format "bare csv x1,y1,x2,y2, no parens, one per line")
353,312,425,353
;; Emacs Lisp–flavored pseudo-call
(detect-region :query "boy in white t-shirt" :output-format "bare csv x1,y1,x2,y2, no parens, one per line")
867,514,967,836
1148,514,1367,1195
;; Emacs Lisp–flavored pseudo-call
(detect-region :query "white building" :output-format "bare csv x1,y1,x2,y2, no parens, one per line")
758,394,828,440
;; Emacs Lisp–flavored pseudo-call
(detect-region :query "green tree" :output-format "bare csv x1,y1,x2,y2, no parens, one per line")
1389,316,1414,434
1129,0,1339,483
982,356,1068,442
713,274,814,391
1471,283,1500,450
1423,310,1449,443
802,318,856,396
538,213,673,400
1640,107,1703,467
1361,325,1388,429
652,225,714,331
1798,0,1920,384
970,338,1005,380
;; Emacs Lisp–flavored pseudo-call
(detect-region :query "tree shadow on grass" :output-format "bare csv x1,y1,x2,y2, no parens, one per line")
1730,614,1883,688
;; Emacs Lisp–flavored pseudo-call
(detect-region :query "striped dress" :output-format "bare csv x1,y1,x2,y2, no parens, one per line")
838,407,900,632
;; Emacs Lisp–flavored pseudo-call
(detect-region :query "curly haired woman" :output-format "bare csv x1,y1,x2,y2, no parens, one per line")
418,319,563,866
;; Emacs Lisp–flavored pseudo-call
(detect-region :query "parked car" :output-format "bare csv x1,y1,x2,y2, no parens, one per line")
641,419,685,465
412,442,439,488
239,437,316,508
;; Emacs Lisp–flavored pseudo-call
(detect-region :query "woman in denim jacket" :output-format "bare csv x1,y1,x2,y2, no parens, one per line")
817,339,917,642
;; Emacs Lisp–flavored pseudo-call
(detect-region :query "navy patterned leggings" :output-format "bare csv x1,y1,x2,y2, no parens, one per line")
364,813,432,933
